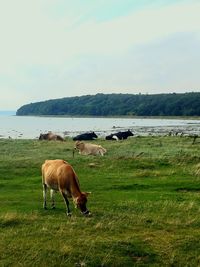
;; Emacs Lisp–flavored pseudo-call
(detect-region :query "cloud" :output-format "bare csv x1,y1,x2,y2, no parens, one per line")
1,0,199,68
0,0,200,109
70,1,200,55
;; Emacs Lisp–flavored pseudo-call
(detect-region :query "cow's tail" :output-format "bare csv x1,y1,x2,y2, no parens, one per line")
41,164,45,184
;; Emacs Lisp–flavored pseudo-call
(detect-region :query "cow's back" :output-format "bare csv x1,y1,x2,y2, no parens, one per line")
79,143,106,155
73,132,97,141
42,160,78,192
84,143,99,154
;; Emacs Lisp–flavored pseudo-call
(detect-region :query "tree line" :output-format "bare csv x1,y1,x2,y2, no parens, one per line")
16,92,200,116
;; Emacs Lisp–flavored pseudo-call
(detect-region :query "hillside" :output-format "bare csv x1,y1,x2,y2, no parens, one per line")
16,92,200,116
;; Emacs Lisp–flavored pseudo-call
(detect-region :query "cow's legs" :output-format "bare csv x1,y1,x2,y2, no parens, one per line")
50,189,55,209
61,192,71,216
43,183,47,209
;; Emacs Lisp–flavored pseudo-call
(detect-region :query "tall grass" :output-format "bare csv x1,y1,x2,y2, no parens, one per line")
0,136,200,266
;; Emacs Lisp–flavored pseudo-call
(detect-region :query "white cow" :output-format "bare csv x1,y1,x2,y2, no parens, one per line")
74,141,107,156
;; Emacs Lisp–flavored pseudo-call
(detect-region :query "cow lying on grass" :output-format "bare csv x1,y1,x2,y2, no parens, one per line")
73,132,98,141
42,159,90,216
74,141,107,156
39,132,64,141
106,130,134,140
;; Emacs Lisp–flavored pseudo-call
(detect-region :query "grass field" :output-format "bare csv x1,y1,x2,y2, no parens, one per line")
0,136,200,266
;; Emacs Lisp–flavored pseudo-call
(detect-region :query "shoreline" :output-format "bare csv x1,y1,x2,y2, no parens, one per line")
0,116,200,139
1,124,200,140
14,114,200,120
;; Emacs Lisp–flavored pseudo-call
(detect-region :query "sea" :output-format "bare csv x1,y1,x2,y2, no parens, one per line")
0,113,200,139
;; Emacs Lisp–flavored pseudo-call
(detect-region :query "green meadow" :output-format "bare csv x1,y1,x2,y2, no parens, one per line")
0,136,200,266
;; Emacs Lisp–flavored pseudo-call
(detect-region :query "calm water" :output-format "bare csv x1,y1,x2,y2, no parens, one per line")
0,115,200,139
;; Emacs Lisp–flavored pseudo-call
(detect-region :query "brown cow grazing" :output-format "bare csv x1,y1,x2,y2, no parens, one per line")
42,159,90,216
74,141,107,156
39,132,64,141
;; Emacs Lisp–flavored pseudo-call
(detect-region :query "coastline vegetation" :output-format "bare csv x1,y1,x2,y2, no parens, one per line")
0,136,200,266
16,92,200,116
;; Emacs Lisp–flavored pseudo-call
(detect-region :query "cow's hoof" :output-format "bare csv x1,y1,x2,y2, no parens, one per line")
67,212,72,217
44,207,47,210
51,206,55,210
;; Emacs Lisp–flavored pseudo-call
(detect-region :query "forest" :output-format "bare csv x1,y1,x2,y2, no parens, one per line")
16,92,200,116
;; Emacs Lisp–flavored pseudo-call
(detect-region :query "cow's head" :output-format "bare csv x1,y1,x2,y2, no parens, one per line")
74,192,91,216
127,130,134,136
74,141,84,150
91,132,98,138
39,134,45,140
39,133,49,140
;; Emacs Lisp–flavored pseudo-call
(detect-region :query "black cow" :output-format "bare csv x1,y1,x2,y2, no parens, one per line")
106,130,133,140
73,132,98,141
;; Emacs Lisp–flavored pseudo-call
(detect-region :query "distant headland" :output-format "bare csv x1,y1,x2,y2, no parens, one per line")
16,93,200,116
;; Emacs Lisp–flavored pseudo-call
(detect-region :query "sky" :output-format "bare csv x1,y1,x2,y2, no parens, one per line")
0,0,200,110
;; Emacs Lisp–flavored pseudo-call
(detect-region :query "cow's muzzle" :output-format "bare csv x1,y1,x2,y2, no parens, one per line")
82,209,91,216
